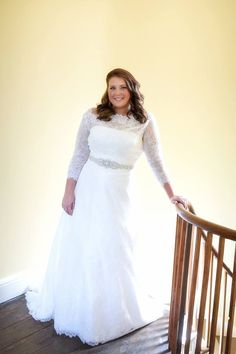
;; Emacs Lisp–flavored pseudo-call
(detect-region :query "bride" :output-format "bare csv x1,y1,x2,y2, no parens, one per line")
25,67,187,346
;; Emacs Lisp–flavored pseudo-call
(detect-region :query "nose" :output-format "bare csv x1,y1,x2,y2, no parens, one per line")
113,93,123,99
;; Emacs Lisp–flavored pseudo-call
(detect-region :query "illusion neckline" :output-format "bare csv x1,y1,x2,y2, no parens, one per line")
89,109,133,120
113,112,132,119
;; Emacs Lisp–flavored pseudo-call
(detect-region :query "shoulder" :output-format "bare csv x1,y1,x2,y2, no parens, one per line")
82,107,96,115
145,111,160,126
146,111,155,121
83,107,98,118
143,111,160,136
91,107,97,115
82,107,98,120
143,111,156,127
78,108,97,130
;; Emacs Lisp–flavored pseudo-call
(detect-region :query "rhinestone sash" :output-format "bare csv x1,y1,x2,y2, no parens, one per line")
89,155,133,170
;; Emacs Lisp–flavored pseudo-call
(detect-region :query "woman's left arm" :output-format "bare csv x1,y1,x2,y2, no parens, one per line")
143,111,188,208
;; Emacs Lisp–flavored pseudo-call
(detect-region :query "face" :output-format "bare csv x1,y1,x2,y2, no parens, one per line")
107,76,131,114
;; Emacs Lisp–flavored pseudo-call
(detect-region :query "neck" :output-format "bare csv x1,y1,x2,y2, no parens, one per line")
114,108,128,116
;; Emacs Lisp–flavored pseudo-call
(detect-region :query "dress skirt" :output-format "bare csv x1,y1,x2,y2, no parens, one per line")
25,158,165,346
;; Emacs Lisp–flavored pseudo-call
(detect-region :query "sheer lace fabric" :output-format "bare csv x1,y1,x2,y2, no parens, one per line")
67,108,170,185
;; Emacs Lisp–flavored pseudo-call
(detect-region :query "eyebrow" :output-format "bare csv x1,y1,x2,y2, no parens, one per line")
109,84,127,87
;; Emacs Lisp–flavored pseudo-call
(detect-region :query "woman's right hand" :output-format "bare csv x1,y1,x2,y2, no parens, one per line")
62,191,75,215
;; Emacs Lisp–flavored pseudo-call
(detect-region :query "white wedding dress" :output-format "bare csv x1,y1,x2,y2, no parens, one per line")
25,108,170,346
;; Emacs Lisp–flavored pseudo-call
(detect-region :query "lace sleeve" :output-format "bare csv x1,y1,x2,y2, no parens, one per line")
143,112,170,186
67,110,91,181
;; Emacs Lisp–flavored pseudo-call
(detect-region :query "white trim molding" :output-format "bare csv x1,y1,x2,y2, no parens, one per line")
0,271,29,304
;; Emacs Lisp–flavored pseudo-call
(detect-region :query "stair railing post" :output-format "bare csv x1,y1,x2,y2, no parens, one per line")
176,222,193,354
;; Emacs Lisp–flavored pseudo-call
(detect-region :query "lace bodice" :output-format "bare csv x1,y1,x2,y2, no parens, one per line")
67,108,170,185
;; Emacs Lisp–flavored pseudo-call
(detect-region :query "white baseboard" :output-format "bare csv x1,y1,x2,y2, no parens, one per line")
0,271,29,304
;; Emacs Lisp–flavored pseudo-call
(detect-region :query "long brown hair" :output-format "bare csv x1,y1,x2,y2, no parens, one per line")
95,68,147,123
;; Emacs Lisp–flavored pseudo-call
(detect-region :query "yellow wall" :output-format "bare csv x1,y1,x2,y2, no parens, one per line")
1,0,235,301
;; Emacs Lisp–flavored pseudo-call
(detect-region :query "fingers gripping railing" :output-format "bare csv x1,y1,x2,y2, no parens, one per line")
169,202,236,354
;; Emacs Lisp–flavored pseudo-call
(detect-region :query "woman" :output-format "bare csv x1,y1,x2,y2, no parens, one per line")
25,68,187,346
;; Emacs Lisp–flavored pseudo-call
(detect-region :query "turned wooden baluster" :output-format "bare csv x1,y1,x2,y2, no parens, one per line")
184,227,201,354
169,215,182,351
169,216,187,354
195,232,213,353
176,222,193,354
207,252,214,347
225,244,236,353
209,237,225,353
220,271,227,354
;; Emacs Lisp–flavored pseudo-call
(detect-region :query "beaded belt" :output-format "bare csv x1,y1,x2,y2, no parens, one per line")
89,155,133,170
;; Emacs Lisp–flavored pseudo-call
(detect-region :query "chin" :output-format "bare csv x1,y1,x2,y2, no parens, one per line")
113,103,129,109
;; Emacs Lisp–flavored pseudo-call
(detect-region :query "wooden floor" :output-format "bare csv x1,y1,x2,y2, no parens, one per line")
0,294,170,354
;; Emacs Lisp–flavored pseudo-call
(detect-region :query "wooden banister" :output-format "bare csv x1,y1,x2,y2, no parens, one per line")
177,203,236,241
169,202,236,354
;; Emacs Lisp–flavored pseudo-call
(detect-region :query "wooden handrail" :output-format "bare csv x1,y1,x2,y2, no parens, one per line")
169,202,236,354
175,202,236,241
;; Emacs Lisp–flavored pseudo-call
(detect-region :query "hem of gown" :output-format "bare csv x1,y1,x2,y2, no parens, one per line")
54,316,161,346
24,291,164,346
24,291,53,322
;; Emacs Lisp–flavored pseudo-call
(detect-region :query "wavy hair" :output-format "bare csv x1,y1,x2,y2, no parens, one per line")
95,68,147,124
